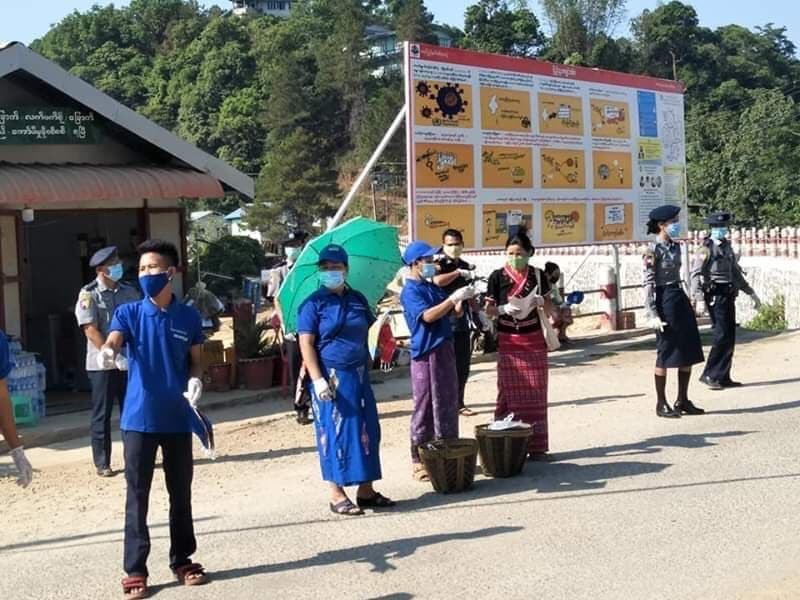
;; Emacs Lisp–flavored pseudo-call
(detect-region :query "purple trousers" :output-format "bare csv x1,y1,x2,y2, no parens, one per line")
410,340,459,462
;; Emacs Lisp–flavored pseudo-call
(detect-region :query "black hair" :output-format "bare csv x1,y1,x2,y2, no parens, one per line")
544,262,560,275
646,219,661,235
137,239,180,267
442,228,463,243
505,228,534,254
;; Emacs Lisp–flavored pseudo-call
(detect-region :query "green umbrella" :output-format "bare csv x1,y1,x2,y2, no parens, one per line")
277,217,404,334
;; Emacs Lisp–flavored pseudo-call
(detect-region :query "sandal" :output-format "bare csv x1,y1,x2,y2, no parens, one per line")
174,563,209,586
356,492,396,509
122,575,148,599
412,464,430,482
459,407,476,416
329,498,364,516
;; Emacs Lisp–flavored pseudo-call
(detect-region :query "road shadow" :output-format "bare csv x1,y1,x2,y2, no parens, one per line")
551,430,753,462
196,446,317,466
210,526,522,580
713,400,800,416
739,376,800,388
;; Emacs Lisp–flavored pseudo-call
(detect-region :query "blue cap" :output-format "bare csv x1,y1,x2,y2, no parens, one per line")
89,246,118,268
402,240,438,265
318,244,348,265
648,205,681,222
705,212,731,225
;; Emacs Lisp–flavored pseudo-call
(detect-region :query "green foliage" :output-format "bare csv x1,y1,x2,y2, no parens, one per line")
235,318,279,359
199,235,268,297
745,296,787,332
540,0,626,63
463,0,544,57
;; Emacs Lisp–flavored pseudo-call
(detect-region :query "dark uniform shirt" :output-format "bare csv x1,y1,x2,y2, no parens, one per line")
74,278,141,371
438,257,472,332
643,239,684,319
690,238,754,300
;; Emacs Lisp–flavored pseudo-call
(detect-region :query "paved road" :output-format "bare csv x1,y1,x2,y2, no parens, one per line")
2,330,799,600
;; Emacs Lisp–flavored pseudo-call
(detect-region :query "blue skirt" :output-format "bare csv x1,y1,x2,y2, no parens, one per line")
310,365,382,486
655,284,705,368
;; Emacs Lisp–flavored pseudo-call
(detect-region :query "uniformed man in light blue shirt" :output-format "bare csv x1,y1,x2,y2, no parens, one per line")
100,239,208,596
75,245,140,477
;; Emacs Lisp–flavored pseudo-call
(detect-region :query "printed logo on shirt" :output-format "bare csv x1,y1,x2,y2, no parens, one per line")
171,327,190,342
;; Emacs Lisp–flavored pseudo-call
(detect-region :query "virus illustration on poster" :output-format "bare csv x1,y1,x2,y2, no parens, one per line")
415,80,472,127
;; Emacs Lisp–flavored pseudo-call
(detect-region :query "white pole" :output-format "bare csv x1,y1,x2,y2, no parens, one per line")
327,105,407,230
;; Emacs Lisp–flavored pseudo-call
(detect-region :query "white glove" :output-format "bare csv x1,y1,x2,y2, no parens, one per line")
695,300,707,316
498,303,522,317
96,347,116,370
648,316,667,332
457,269,475,281
10,446,32,488
183,377,203,408
449,285,476,304
114,354,128,371
751,293,762,311
313,378,332,401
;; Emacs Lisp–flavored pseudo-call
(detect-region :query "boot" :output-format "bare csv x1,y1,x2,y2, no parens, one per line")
655,374,679,418
675,370,704,415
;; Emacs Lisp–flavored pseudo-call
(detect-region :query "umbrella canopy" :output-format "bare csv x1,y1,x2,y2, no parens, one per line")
277,217,403,334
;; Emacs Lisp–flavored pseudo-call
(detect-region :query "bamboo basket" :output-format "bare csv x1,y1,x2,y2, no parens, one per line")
418,438,478,494
475,424,532,478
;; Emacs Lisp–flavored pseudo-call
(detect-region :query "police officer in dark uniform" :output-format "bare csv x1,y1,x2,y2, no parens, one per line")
74,246,141,476
643,205,705,418
691,212,761,390
432,228,477,416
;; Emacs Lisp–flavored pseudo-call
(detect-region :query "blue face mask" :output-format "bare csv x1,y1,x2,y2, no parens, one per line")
420,263,437,279
319,270,345,290
107,263,124,282
139,272,171,298
711,227,728,241
666,222,682,238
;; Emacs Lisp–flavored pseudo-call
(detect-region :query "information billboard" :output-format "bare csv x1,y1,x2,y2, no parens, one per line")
404,42,687,249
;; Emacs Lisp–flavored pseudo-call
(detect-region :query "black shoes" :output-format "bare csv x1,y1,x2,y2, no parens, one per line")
296,411,313,425
674,399,705,415
699,375,724,390
656,402,681,418
96,467,113,477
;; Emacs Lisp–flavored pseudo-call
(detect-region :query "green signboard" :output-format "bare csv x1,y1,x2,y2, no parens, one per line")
0,107,103,145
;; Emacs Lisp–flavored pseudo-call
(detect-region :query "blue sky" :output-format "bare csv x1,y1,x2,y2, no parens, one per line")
1,1,797,47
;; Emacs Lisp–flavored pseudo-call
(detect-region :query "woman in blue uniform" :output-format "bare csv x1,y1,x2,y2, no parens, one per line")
643,205,705,418
298,244,394,516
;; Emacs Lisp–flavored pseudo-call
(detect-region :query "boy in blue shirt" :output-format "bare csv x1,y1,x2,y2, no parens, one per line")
100,240,208,597
400,240,475,481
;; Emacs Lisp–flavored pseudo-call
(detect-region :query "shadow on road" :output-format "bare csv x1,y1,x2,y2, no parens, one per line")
713,400,800,415
197,445,317,465
210,526,522,579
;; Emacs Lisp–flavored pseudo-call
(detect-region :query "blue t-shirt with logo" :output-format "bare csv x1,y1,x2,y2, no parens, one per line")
110,297,204,433
400,278,453,359
0,331,11,380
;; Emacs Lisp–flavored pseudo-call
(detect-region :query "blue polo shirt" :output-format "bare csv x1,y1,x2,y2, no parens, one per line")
0,331,11,380
297,287,375,370
110,296,204,433
400,278,453,359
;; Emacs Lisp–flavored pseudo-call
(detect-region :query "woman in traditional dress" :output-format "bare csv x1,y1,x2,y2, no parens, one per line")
485,230,553,459
298,244,394,515
642,205,705,418
400,240,475,481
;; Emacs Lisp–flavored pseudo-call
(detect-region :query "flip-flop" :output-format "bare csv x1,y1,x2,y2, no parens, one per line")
412,464,430,482
356,492,396,508
329,498,364,516
174,563,209,586
459,407,476,416
122,575,148,599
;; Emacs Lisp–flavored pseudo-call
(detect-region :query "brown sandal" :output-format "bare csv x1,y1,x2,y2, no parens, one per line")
412,463,430,482
122,575,148,599
174,563,209,586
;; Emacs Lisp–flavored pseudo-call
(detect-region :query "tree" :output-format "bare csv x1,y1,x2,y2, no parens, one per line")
392,0,438,44
540,0,626,63
462,0,545,57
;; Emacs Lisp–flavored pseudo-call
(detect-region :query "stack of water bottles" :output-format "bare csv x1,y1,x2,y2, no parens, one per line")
6,338,47,420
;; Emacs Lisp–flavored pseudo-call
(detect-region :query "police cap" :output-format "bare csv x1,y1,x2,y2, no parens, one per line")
283,229,309,246
89,246,118,268
704,212,732,226
648,205,681,223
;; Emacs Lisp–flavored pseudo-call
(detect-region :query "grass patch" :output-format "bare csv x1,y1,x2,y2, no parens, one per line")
745,296,787,332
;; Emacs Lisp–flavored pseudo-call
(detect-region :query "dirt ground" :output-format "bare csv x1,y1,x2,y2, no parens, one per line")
2,329,800,599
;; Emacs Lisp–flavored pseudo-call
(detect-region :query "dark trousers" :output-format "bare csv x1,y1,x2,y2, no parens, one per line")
88,370,127,470
286,338,309,414
123,431,196,576
703,292,737,382
453,331,472,409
